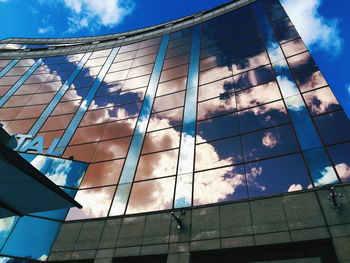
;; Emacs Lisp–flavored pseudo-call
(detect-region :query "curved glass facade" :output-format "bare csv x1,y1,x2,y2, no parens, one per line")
1,0,350,261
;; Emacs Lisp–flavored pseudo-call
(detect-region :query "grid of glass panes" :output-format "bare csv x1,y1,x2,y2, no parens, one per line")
0,0,349,222
0,55,83,135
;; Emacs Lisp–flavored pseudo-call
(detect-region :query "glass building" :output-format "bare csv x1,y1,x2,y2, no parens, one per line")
0,0,350,262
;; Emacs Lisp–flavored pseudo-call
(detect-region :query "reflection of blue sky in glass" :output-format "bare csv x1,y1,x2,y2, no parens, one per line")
0,154,87,260
20,153,88,188
1,216,60,261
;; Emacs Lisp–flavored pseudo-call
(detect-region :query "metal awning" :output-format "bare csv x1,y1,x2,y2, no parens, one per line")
0,126,81,219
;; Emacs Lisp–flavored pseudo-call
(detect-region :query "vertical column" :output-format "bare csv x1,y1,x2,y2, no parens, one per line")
252,2,338,186
174,24,201,208
0,58,44,107
109,35,170,216
0,60,19,78
53,48,119,155
28,52,92,137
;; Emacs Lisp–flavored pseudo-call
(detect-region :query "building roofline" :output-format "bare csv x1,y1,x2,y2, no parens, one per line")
0,0,256,59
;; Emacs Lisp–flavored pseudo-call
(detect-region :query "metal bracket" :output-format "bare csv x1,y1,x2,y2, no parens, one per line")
171,210,185,230
326,184,342,211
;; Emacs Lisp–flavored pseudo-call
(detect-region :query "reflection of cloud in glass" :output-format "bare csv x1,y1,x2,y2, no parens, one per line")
276,75,298,97
262,132,278,148
335,163,350,182
0,217,15,233
314,166,339,186
288,184,303,192
303,87,339,115
194,166,246,205
246,166,266,191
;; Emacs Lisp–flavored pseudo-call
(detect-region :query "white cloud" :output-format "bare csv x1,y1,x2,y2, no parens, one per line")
281,0,343,55
0,0,10,3
346,85,350,96
314,166,338,186
63,0,135,32
38,255,48,261
262,132,278,148
0,216,15,232
38,26,55,34
288,184,303,192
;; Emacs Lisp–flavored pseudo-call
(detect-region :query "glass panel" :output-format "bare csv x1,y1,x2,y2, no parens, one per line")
69,124,107,145
5,119,36,134
37,130,65,149
237,81,281,110
142,128,181,154
1,216,61,260
135,149,179,180
303,147,339,186
101,118,137,140
147,107,183,131
242,125,299,161
163,54,190,70
92,137,132,162
174,173,192,208
152,91,185,112
194,165,247,205
287,52,316,73
327,142,350,182
126,177,175,214
238,100,288,133
196,113,239,143
159,64,188,82
281,38,307,57
246,154,311,197
303,87,341,116
295,69,327,92
199,65,233,86
195,136,243,171
66,186,115,220
63,143,98,162
197,94,236,121
156,76,187,96
80,159,124,188
314,110,350,145
198,77,233,102
233,65,275,91
52,100,81,115
80,108,111,126
40,114,74,132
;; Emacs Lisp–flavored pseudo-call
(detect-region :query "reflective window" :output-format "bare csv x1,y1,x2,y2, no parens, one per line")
126,177,175,214
92,137,132,162
245,154,311,197
238,100,288,133
156,77,187,96
295,68,327,93
281,38,307,57
70,124,107,145
195,136,243,171
242,125,299,161
327,142,350,182
40,114,74,132
80,159,124,188
148,107,183,131
66,186,115,220
194,165,247,205
135,149,179,180
314,110,350,145
142,127,181,154
197,113,239,143
287,52,316,73
303,87,341,116
197,94,236,121
160,64,188,82
152,91,185,112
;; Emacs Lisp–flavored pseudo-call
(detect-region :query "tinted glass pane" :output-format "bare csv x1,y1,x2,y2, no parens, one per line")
66,186,115,220
197,95,236,121
242,125,299,161
196,113,239,143
126,177,175,214
195,136,243,171
246,154,311,197
314,111,350,145
238,100,288,133
193,165,247,205
142,128,181,154
303,87,341,116
135,149,179,180
327,142,350,182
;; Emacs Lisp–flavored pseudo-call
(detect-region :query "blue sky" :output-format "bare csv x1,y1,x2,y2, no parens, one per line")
0,0,349,116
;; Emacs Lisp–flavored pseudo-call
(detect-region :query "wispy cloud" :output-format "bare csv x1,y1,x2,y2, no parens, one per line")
346,84,350,96
38,26,55,34
62,0,136,33
281,0,344,56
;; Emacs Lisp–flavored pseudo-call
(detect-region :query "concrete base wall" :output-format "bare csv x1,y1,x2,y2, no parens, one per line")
48,184,350,263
